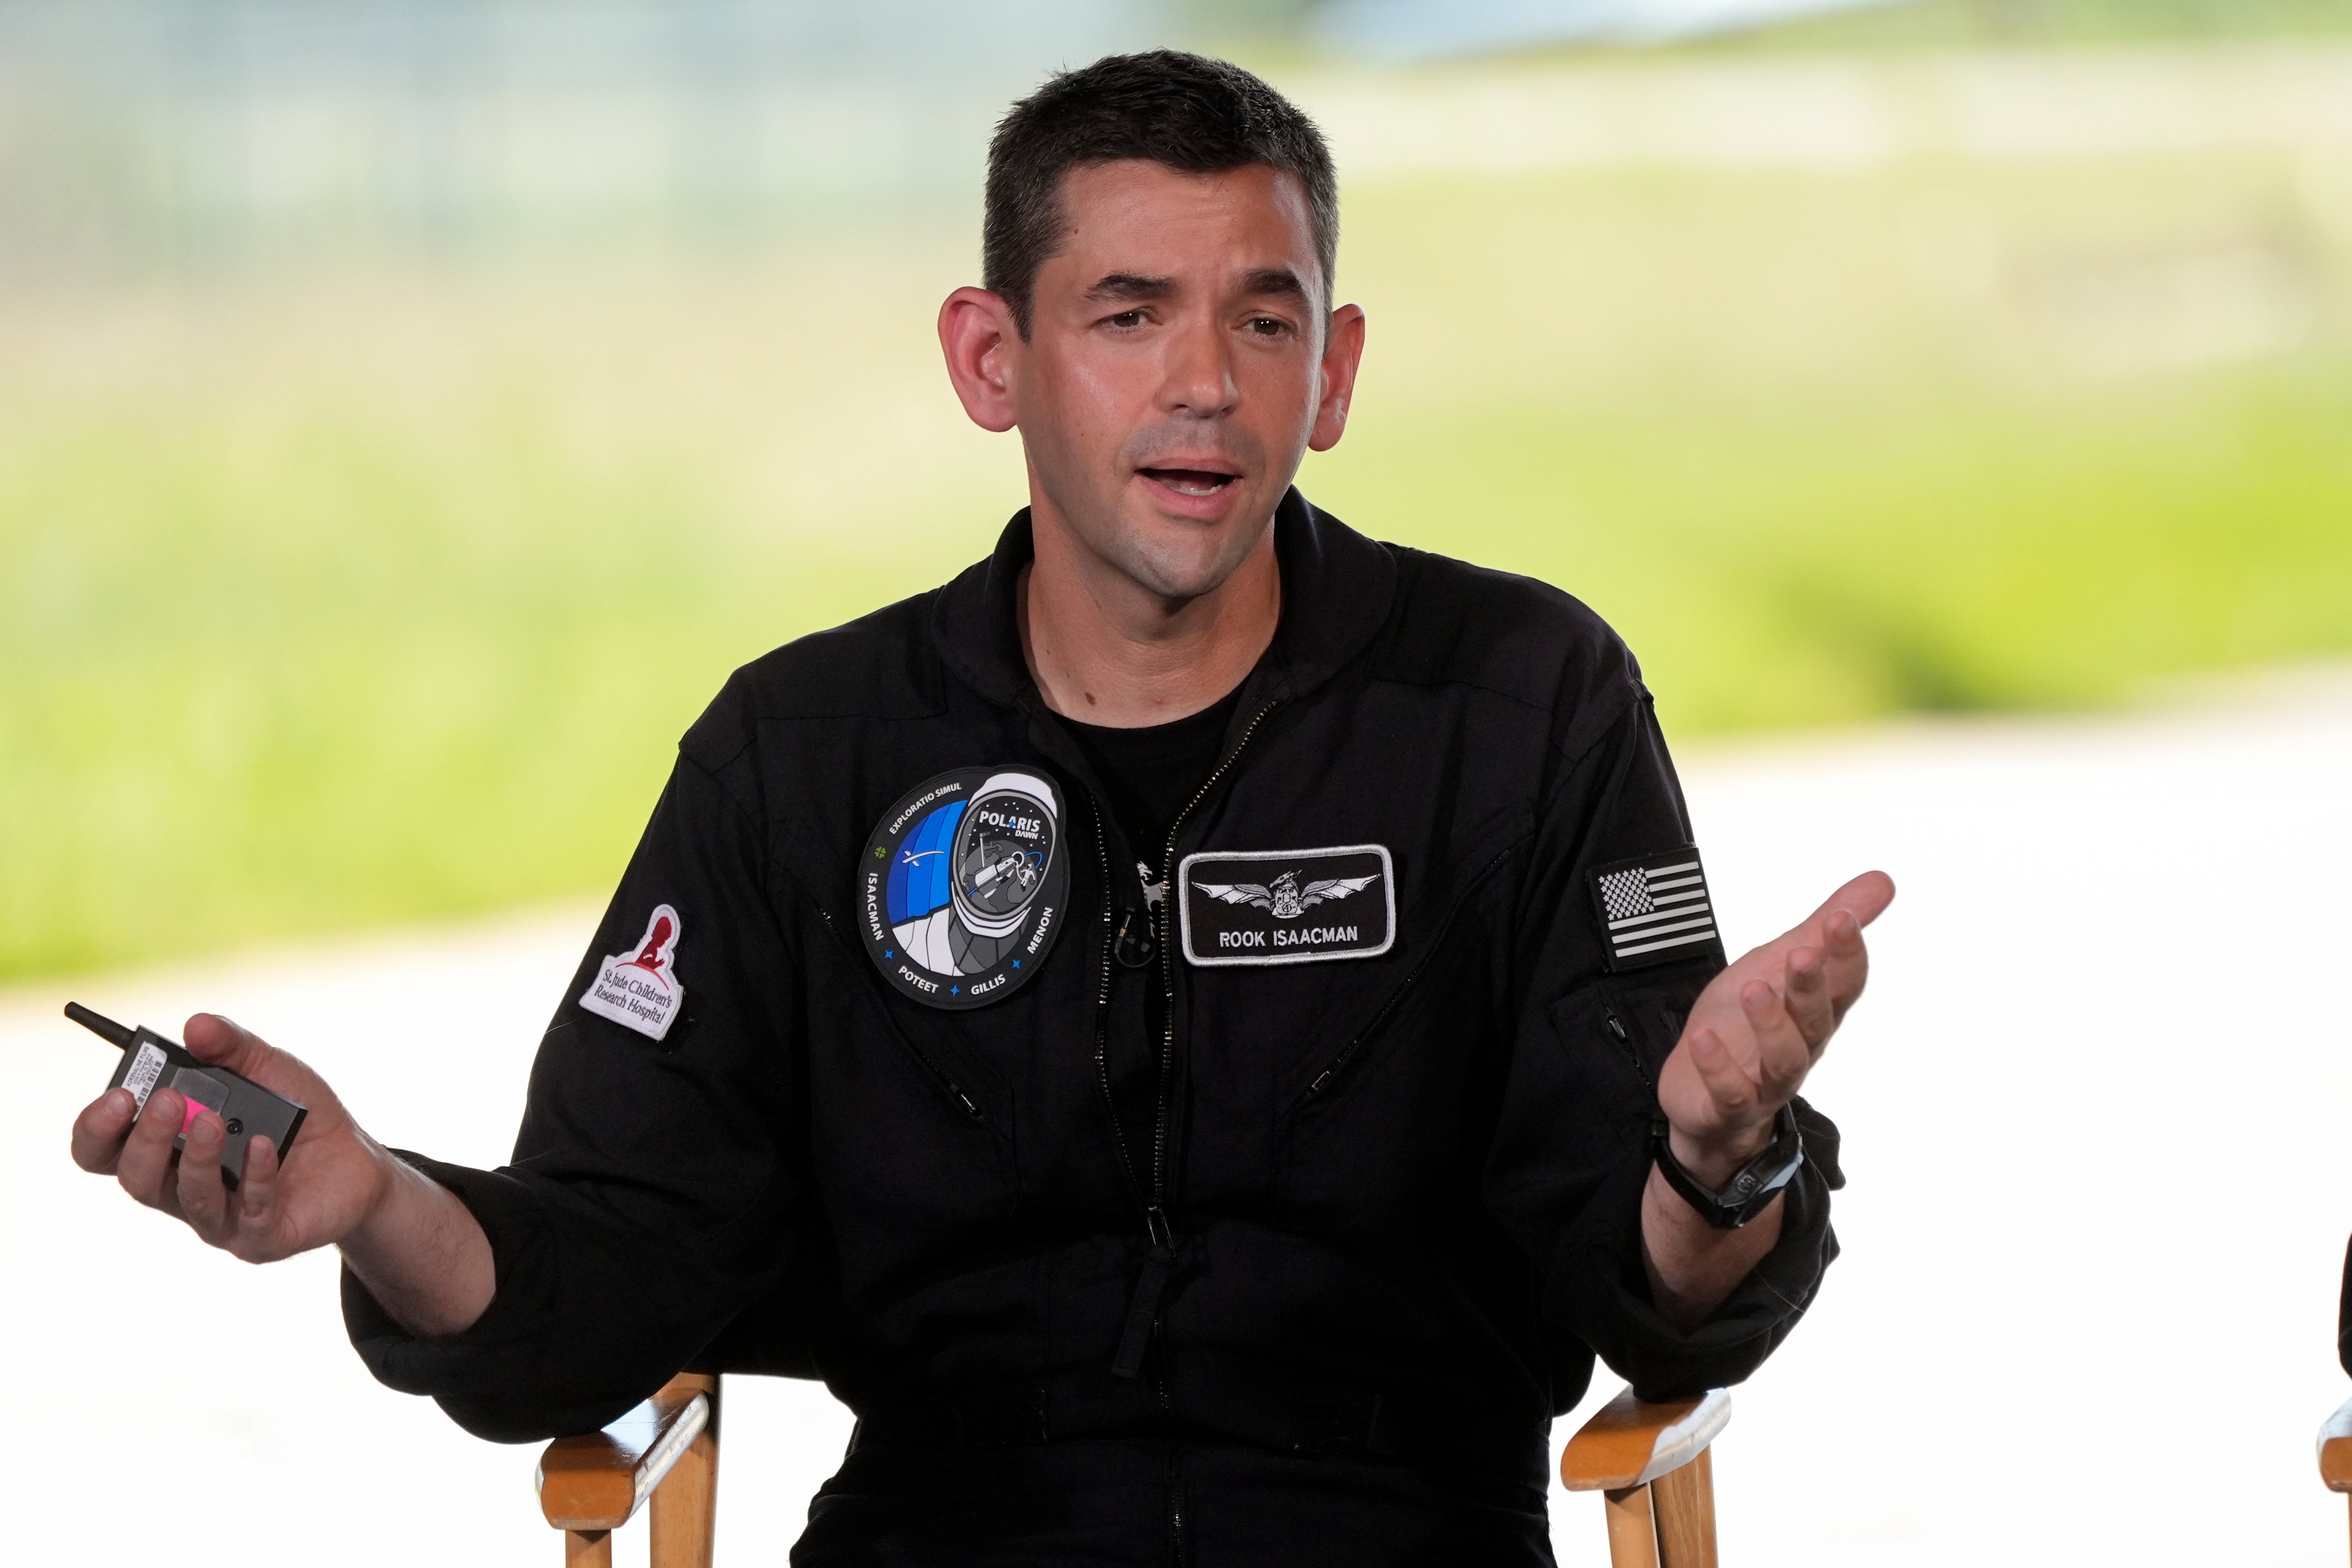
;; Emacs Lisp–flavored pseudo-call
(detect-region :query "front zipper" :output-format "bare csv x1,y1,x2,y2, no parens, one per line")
1296,840,1520,1107
1107,696,1282,1381
1149,699,1281,1210
1089,796,1149,1210
1168,1455,1188,1567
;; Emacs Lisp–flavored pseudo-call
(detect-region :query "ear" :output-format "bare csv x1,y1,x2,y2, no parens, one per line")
1307,302,1367,454
938,286,1022,434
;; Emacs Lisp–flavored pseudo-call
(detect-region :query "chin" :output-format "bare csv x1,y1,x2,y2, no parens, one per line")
1117,549,1233,601
1112,513,1269,601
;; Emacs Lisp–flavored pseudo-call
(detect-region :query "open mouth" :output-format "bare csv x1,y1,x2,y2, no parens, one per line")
1138,467,1238,497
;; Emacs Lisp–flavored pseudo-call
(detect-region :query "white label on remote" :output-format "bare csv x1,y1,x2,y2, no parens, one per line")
123,1042,169,1110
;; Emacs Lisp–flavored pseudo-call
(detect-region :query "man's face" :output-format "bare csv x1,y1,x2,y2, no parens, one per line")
1003,159,1354,601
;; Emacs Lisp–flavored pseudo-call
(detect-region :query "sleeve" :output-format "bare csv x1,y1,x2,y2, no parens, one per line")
2339,1235,2352,1377
1482,683,1842,1404
342,745,805,1442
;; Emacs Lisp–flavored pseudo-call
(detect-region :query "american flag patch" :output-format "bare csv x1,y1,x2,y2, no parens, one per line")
1589,849,1723,971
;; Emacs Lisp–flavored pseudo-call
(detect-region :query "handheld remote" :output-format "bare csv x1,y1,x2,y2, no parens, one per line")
68,1003,307,1185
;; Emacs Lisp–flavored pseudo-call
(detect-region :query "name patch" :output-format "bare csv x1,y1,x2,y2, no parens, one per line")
858,766,1069,1009
579,904,686,1041
1179,844,1395,967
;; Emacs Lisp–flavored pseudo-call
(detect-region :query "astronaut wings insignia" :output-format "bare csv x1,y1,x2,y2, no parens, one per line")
1299,874,1380,905
1194,881,1273,910
1179,846,1396,966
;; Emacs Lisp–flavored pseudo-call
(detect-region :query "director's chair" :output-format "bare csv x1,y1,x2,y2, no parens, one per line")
535,1375,1730,1568
2319,1393,2352,1562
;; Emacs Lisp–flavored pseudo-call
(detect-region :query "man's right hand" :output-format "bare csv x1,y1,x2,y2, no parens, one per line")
69,1012,497,1339
72,1013,385,1263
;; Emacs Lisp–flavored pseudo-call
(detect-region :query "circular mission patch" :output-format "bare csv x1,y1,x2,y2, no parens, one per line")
857,766,1069,1010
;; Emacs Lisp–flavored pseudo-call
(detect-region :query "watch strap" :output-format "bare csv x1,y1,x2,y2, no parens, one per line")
1650,1103,1804,1230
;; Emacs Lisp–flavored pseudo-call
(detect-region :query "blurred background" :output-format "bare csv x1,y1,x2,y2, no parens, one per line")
8,3,2352,1566
7,0,2350,980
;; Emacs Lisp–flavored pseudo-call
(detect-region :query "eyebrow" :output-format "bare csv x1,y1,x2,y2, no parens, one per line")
1083,273,1175,303
1241,267,1309,301
1080,267,1311,305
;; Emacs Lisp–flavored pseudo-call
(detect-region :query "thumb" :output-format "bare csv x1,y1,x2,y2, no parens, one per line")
182,1013,272,1075
180,1013,337,1128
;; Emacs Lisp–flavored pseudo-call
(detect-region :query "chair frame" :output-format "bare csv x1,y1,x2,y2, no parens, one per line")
2319,1392,2352,1563
537,1372,720,1568
538,1374,1726,1568
1560,1386,1730,1568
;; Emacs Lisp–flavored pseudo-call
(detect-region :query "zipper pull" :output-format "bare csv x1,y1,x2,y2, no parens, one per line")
1112,1208,1177,1380
1605,1005,1652,1085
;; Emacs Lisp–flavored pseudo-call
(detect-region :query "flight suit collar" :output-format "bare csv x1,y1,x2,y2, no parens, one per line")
928,486,1399,718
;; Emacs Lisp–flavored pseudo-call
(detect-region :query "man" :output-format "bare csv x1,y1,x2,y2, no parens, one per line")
71,51,1892,1564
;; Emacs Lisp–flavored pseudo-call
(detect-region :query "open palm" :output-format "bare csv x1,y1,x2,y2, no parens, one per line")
1655,871,1896,1180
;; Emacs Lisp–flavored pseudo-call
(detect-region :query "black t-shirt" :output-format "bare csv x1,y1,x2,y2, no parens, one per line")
1062,687,1246,1175
1062,688,1245,876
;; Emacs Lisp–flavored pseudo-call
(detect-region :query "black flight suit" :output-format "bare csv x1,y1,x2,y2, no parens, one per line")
346,492,1842,1566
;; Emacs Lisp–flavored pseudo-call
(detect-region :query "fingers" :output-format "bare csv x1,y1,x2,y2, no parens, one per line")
1795,870,1891,1027
1801,870,1895,933
234,1136,282,1252
70,1087,140,1175
115,1088,188,1216
1740,979,1813,1103
1818,906,1870,1024
175,1110,231,1242
1782,944,1834,1050
1685,1028,1759,1128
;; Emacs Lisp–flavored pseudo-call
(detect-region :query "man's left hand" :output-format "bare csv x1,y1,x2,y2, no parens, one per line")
1656,870,1895,1187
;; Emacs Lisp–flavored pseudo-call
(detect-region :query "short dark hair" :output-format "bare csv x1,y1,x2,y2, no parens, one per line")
983,50,1339,338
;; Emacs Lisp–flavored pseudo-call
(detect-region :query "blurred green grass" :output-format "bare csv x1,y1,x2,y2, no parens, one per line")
1317,154,2352,728
1717,0,2352,49
8,72,2352,979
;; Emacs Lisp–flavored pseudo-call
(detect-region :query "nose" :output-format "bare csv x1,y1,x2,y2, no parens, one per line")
1159,312,1237,419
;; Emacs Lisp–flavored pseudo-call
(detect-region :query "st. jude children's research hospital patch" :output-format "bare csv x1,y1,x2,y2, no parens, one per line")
859,767,1070,1009
579,904,687,1041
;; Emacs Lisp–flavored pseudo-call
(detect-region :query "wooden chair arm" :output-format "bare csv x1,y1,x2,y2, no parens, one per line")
2318,1392,2352,1492
1561,1386,1732,1492
537,1373,717,1532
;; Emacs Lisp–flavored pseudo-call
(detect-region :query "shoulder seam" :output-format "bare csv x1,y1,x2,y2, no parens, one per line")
676,742,766,842
1367,667,1553,716
1558,681,1650,774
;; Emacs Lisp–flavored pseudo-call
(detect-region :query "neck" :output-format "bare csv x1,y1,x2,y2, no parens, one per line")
1018,508,1281,730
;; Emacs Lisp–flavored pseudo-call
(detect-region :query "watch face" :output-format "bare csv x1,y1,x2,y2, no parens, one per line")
1654,1107,1805,1228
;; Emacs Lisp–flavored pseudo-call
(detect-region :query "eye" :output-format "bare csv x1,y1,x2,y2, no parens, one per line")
1104,309,1147,329
1246,316,1291,337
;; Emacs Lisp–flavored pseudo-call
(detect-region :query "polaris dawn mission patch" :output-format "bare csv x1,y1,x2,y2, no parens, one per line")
1179,844,1395,966
859,767,1069,1009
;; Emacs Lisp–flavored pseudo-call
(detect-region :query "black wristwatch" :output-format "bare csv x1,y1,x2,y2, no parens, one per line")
1651,1104,1804,1230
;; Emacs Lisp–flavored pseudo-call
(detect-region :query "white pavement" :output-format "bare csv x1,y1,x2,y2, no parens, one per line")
8,671,2352,1568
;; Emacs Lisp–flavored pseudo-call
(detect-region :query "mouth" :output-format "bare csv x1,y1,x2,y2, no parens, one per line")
1136,464,1240,498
